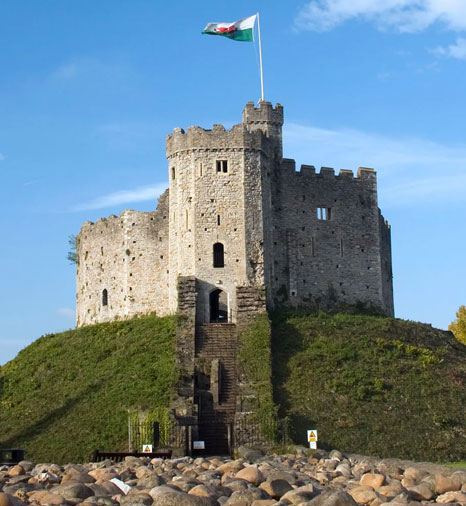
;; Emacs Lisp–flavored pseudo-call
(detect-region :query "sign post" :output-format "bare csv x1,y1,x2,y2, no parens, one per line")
142,444,153,453
307,429,318,450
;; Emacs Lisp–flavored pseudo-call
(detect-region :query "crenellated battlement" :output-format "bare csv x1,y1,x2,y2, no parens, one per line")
279,159,377,182
242,101,284,127
166,122,269,158
166,101,284,159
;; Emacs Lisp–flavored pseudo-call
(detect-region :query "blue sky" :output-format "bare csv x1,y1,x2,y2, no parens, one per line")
1,0,465,365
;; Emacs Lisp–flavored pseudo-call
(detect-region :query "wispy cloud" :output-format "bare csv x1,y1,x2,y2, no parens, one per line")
283,122,466,207
57,307,75,319
0,153,5,161
52,58,128,82
432,37,466,60
71,182,167,212
295,0,466,32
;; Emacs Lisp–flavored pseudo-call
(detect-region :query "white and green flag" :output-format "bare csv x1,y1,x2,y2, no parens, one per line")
202,15,256,42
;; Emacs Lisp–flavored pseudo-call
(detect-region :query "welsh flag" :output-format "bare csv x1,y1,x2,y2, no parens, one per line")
202,15,256,42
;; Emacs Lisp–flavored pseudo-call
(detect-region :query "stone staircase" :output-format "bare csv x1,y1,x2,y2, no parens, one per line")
195,323,238,455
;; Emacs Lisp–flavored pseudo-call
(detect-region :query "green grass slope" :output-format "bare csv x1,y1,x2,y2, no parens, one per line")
0,314,176,463
272,312,466,462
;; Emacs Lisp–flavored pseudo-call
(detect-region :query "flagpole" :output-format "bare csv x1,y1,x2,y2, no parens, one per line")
257,12,264,102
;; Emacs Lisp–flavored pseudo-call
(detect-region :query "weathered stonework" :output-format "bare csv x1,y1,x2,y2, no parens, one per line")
76,101,394,325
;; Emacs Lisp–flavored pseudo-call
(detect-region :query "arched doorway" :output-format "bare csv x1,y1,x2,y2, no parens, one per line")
209,289,228,323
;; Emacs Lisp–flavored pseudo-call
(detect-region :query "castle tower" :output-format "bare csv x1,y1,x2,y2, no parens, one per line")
166,102,283,323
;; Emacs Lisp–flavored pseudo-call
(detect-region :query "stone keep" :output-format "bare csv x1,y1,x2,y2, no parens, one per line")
76,102,393,326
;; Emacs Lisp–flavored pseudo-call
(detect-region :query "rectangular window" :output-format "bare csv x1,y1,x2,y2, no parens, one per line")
217,215,221,226
317,207,331,220
216,160,228,173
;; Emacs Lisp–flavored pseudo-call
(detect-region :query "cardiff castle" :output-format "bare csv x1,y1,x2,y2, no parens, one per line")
76,101,394,326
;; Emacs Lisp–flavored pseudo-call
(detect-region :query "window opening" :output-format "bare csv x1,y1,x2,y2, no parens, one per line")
171,167,175,180
217,215,221,226
213,242,224,268
102,289,108,306
317,207,332,220
216,160,228,173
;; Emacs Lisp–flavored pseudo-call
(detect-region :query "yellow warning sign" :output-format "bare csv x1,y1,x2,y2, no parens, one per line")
307,430,318,442
142,444,153,453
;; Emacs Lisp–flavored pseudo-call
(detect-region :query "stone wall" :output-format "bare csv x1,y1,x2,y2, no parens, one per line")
267,163,394,315
76,190,170,326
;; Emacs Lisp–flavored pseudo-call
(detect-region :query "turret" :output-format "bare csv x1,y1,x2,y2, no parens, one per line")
242,101,284,157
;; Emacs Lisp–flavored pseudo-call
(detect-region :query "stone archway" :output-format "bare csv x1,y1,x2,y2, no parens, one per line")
209,289,228,323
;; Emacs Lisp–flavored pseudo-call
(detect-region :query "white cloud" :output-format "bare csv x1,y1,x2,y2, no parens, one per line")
295,0,466,32
57,307,75,319
52,58,128,82
0,153,5,161
283,122,466,207
432,37,466,59
71,182,168,212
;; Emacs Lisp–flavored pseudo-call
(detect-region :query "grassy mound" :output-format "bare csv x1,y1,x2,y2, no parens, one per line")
272,312,466,462
0,314,177,463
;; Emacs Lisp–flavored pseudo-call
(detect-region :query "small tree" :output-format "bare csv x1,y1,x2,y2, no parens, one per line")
448,305,466,345
67,234,78,265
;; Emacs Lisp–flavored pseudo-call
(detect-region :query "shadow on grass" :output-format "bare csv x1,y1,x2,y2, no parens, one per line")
0,381,102,449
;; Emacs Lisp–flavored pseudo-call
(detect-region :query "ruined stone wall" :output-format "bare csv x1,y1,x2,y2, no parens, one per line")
76,191,170,326
379,212,394,316
268,164,394,315
166,122,271,324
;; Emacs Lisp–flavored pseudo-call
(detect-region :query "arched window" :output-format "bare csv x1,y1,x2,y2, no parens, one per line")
213,243,224,268
102,289,108,306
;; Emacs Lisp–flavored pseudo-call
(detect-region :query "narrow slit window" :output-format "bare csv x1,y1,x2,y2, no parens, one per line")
216,160,228,173
171,167,175,180
102,289,108,306
213,242,224,268
217,215,221,226
340,239,344,257
317,207,332,220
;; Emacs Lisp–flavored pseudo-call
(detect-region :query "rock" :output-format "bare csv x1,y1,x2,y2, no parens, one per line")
406,483,435,501
189,484,230,500
436,474,462,494
377,482,403,499
305,489,359,506
0,493,14,506
52,482,95,500
225,488,268,505
28,491,68,506
265,471,296,485
259,479,293,499
360,473,385,489
223,479,249,493
280,487,316,504
237,447,264,463
62,471,95,484
250,501,275,506
403,468,428,482
151,486,218,506
120,493,153,506
235,467,264,487
7,467,24,478
436,491,466,504
329,451,343,461
348,486,377,504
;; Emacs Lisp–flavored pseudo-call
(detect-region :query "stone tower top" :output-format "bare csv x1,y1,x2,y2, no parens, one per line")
242,101,283,157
